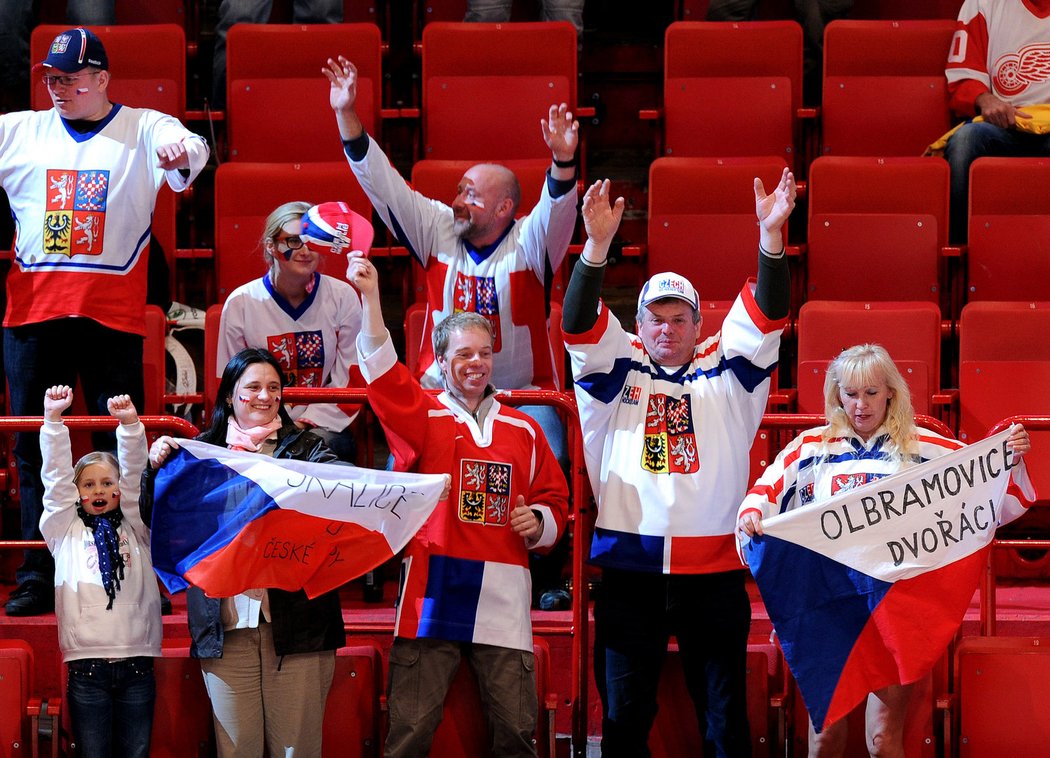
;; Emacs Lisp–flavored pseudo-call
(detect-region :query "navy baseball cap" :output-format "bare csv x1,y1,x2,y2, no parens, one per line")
37,28,108,73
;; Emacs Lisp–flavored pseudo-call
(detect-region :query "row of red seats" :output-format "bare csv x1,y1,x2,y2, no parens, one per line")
0,637,553,757
7,625,1050,755
26,19,965,168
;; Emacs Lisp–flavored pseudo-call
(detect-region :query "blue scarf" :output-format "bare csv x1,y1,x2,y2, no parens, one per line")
76,505,126,610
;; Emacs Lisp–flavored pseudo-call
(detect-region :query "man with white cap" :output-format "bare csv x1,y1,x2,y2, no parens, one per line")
562,172,795,756
0,27,209,616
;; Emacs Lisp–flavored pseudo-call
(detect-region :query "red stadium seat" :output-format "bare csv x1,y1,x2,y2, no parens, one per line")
30,24,186,120
821,20,955,157
421,22,578,161
143,305,168,416
0,640,34,758
213,161,374,302
322,644,384,757
957,301,1050,502
647,157,791,304
806,157,950,310
651,22,804,170
150,646,215,758
204,303,223,421
403,301,427,375
951,636,1050,756
795,301,943,415
966,158,1050,302
428,639,557,757
650,643,783,757
226,23,385,162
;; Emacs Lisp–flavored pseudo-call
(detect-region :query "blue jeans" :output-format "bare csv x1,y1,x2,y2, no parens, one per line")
67,657,155,758
943,121,1050,244
211,0,342,108
464,0,584,35
594,568,752,758
516,403,568,479
4,319,143,586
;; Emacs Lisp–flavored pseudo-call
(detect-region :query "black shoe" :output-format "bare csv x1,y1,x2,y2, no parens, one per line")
5,580,54,616
539,588,571,611
160,595,173,615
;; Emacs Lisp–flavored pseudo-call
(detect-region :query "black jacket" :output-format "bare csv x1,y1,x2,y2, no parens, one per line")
141,423,347,658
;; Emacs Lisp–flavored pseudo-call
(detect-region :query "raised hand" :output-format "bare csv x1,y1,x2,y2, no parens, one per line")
107,394,139,426
541,103,579,163
43,385,74,422
324,56,358,113
754,167,796,236
582,179,625,251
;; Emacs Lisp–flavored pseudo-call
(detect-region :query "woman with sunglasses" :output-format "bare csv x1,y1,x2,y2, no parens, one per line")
217,201,364,462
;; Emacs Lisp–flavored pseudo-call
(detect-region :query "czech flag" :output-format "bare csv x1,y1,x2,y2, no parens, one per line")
150,440,446,598
745,429,1033,731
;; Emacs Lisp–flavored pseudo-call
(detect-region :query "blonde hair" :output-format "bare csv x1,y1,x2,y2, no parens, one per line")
821,343,917,463
73,451,119,486
261,201,312,268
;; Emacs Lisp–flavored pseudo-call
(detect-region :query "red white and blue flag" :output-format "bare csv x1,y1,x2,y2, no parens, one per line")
150,441,445,598
744,429,1033,731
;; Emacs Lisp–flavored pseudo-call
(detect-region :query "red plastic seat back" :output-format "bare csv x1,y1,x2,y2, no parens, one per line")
662,22,803,168
821,20,955,157
322,644,383,756
967,158,1050,302
796,300,942,415
648,156,790,303
421,22,577,161
0,640,33,757
226,23,383,161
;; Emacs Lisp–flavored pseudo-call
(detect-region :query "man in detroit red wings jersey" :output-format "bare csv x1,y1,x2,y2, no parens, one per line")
944,0,1050,243
347,252,568,758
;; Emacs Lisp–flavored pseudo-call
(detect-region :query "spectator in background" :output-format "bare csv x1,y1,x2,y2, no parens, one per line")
0,0,114,113
707,0,854,106
0,27,208,617
942,0,1050,244
563,172,793,756
211,0,342,110
324,55,579,473
217,201,365,462
348,252,568,757
465,0,584,37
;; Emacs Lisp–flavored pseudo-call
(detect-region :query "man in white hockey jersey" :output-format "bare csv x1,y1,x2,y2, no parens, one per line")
324,54,578,469
562,173,794,757
943,0,1050,243
0,27,209,616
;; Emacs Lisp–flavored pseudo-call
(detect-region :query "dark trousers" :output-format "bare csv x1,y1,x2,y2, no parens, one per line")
67,657,155,758
594,568,753,758
5,319,144,584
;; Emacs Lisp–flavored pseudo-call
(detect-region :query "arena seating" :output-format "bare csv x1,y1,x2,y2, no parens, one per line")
420,21,579,161
645,21,805,170
225,23,387,162
966,158,1050,303
821,19,955,157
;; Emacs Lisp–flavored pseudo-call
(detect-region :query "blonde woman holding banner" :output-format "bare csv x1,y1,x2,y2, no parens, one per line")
737,343,1033,758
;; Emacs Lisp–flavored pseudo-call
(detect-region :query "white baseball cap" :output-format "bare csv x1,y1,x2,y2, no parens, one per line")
637,271,700,311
